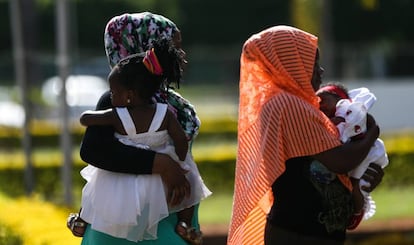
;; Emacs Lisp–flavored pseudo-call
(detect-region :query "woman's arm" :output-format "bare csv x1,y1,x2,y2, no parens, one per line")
314,114,380,173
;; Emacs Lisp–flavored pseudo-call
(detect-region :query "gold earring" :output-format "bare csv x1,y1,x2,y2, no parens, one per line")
127,99,131,104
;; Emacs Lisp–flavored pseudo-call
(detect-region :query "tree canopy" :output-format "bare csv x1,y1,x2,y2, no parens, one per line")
1,0,414,80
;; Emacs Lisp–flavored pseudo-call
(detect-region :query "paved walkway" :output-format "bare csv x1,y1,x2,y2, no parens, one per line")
201,218,414,245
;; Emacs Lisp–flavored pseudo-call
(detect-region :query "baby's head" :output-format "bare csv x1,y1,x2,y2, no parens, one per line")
335,99,368,142
317,83,369,142
316,82,350,118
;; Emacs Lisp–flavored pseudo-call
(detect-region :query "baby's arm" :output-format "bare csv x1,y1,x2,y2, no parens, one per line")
166,110,189,161
80,109,116,127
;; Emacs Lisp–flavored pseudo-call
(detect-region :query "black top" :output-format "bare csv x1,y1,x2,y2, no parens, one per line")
79,91,155,174
267,157,350,241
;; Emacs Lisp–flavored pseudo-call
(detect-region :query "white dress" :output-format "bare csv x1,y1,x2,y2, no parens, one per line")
80,103,212,242
335,88,388,220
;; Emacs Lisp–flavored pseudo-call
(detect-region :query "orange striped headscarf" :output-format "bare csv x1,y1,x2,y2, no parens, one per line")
228,26,344,245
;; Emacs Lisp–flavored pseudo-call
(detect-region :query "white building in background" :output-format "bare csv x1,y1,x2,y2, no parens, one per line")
0,101,25,127
342,79,414,132
41,74,108,120
0,86,24,127
42,75,108,107
0,75,108,128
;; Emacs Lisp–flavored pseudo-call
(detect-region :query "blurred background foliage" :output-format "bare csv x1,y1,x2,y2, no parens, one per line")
0,0,414,87
0,121,413,202
1,0,414,244
0,0,413,212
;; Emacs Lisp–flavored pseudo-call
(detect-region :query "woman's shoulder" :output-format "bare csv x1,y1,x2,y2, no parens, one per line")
96,91,112,110
153,89,200,141
167,89,195,107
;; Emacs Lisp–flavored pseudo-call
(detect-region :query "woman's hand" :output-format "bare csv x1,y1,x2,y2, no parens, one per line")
361,115,383,192
152,153,191,206
360,163,384,192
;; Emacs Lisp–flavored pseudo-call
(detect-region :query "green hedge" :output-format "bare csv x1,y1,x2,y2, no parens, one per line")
381,153,414,186
0,152,413,206
0,118,238,148
1,124,414,206
0,223,23,245
0,159,235,206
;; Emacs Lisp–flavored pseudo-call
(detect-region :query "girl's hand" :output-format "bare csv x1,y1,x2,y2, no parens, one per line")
360,163,384,192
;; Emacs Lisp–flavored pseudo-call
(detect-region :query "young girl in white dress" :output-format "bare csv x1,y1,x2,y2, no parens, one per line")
79,38,211,244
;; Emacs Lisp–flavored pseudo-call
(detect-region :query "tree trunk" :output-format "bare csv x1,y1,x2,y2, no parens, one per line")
9,0,38,195
56,0,73,207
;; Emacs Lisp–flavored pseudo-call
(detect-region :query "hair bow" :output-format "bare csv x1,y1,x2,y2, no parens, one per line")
143,48,163,75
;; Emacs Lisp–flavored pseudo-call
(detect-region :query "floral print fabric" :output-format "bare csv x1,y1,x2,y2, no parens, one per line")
104,12,200,141
154,89,200,142
105,12,178,68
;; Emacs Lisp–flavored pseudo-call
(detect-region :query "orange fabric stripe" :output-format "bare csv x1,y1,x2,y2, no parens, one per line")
229,94,341,245
228,26,346,245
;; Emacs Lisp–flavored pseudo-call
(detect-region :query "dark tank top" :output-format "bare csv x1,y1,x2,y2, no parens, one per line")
267,156,352,241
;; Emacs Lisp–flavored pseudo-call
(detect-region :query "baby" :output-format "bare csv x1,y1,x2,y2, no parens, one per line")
317,82,388,227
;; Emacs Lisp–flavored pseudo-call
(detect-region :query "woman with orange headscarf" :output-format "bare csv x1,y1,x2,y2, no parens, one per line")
228,26,384,245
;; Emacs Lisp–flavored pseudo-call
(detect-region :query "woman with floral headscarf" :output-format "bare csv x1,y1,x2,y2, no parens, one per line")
227,26,384,245
78,12,204,245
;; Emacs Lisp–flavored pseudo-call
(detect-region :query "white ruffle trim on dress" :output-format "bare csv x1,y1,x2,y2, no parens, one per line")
80,166,169,241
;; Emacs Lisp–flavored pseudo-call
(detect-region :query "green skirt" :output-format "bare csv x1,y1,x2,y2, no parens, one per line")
81,205,200,245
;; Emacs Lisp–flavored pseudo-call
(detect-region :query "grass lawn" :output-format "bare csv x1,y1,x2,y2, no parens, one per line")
199,192,234,224
369,186,414,220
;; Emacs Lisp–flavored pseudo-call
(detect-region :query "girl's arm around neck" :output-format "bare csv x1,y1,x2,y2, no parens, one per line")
79,108,115,127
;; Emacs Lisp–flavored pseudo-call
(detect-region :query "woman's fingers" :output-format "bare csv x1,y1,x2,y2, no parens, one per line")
361,163,384,192
169,181,191,206
154,154,190,206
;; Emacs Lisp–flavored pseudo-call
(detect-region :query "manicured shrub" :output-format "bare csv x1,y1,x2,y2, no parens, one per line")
0,223,23,245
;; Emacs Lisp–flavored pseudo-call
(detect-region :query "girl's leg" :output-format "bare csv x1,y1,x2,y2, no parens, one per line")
177,206,194,227
176,205,202,245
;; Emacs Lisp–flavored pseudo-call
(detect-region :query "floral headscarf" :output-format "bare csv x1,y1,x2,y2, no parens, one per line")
105,12,179,68
104,12,200,141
